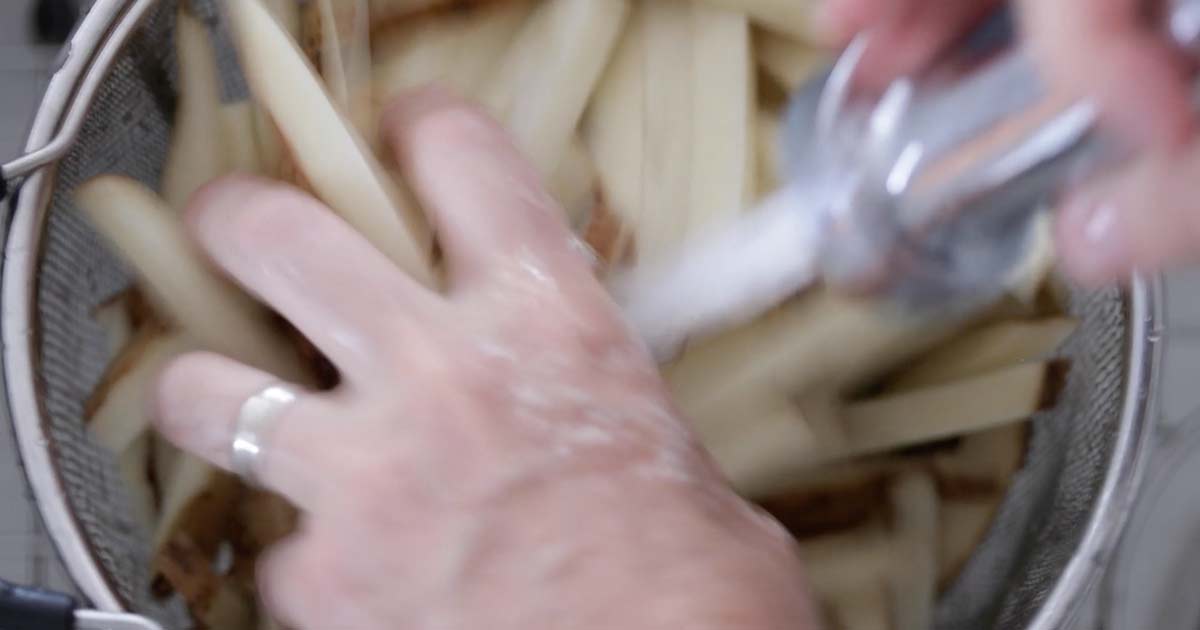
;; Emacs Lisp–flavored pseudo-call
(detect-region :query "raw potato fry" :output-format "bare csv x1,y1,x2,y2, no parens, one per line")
755,29,824,92
482,0,629,177
719,362,1052,495
118,434,157,534
665,294,962,421
162,7,225,210
939,497,1000,585
702,397,820,493
369,0,457,25
75,176,305,381
225,0,436,286
546,135,598,228
264,0,302,40
689,6,756,230
221,102,264,174
584,0,753,262
690,0,818,40
155,455,238,548
798,524,893,599
372,0,534,101
829,583,890,630
933,424,1028,493
888,317,1077,391
887,472,938,630
1004,212,1057,306
87,331,194,455
252,105,285,178
840,361,1055,460
756,109,782,196
202,582,255,630
313,0,375,136
91,291,138,358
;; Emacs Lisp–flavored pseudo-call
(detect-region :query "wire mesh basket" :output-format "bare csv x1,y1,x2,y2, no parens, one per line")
0,1,1164,628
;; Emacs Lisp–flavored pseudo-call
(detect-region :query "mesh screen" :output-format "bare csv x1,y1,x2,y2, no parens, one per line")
18,1,1139,628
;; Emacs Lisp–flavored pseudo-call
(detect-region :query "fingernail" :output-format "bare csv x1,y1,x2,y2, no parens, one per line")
1058,197,1130,285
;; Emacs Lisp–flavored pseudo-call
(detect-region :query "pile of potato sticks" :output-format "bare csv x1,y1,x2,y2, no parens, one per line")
73,0,1074,627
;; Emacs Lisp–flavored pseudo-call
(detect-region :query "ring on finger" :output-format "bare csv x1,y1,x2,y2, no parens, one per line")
231,383,301,487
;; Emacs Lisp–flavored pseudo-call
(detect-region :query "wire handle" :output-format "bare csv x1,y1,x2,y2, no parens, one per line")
0,0,153,201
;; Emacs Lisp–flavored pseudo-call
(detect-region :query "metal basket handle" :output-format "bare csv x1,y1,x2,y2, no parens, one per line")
0,0,152,201
1,578,162,630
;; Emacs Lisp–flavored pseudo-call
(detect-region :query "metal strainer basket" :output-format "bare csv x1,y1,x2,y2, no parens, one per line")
0,1,1163,628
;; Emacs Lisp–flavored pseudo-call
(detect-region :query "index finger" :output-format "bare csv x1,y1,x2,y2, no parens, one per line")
381,88,594,292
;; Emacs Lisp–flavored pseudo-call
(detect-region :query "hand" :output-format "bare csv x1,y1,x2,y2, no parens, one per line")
820,0,1198,286
151,89,817,630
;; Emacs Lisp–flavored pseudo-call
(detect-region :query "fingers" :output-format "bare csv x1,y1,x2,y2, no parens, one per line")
185,175,443,378
1016,0,1192,149
154,350,341,508
381,88,592,292
820,0,1001,90
856,0,1002,90
1055,145,1200,285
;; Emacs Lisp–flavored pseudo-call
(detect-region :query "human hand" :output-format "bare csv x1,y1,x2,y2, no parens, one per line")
151,88,817,630
819,0,1199,286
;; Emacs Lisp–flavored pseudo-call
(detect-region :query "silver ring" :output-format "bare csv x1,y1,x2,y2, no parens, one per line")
230,384,299,487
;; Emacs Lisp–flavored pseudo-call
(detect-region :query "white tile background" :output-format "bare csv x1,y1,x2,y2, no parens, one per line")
4,1,1200,626
1,0,75,595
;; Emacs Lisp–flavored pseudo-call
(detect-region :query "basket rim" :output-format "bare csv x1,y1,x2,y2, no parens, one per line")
0,1,1165,624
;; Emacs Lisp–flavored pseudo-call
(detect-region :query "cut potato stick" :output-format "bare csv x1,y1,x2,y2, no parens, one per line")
827,582,890,630
252,104,284,178
703,397,820,493
756,109,782,196
75,176,304,381
887,472,938,630
888,317,1077,391
841,361,1055,460
369,0,456,25
1004,212,1057,306
91,291,138,358
155,455,238,548
118,434,157,534
263,0,301,40
372,0,534,102
584,0,752,261
162,6,225,210
221,102,263,174
665,293,962,421
939,497,1001,586
547,135,598,228
933,424,1028,493
628,0,696,260
225,0,436,285
755,29,824,92
87,331,194,455
481,0,629,177
202,582,255,630
797,524,893,599
689,5,756,230
313,0,375,136
718,362,1052,495
690,0,818,40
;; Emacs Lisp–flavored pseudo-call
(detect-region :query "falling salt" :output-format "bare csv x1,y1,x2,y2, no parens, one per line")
611,185,823,360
